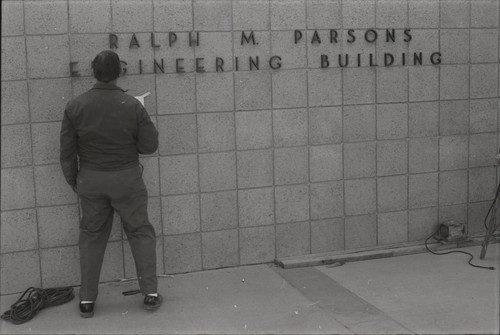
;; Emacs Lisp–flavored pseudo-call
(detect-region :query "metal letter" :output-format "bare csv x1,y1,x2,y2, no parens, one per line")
347,29,355,43
241,31,256,45
294,30,303,44
176,58,185,73
216,57,224,72
386,29,395,42
430,52,442,65
321,55,330,68
196,58,205,72
269,56,282,69
384,53,394,66
311,30,321,44
404,29,412,42
109,33,118,49
338,54,348,67
154,58,165,73
413,52,423,65
189,32,200,47
249,56,259,70
365,29,377,43
151,32,160,48
129,33,140,48
330,29,338,43
70,62,80,77
169,32,177,47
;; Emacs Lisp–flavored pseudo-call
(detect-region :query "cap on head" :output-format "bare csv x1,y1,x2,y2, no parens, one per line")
91,50,121,83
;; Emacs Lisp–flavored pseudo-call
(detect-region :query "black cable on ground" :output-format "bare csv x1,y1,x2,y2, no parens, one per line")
425,231,495,270
1,286,74,325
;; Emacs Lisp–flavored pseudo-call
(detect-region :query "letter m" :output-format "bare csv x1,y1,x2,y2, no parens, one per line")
241,31,256,45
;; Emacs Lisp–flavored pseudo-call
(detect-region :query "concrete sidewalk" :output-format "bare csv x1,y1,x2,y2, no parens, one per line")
0,244,498,334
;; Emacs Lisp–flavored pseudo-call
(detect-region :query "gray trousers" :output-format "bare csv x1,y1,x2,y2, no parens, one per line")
76,165,157,301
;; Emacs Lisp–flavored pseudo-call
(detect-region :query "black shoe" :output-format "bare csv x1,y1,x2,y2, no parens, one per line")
144,294,162,310
79,302,94,318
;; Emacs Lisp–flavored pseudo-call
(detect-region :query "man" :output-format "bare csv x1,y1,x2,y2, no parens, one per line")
60,50,161,318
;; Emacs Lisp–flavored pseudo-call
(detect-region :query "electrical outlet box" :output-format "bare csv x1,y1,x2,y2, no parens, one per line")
435,220,467,243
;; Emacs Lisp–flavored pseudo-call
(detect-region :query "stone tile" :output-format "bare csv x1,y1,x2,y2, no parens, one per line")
409,137,439,173
307,0,341,29
275,184,309,224
1,251,40,295
276,222,310,258
270,0,306,30
408,29,439,65
470,64,498,98
234,31,271,71
40,246,81,288
376,67,408,103
38,205,79,248
311,181,344,220
309,107,343,145
164,233,202,274
1,124,32,168
202,230,239,270
139,156,160,197
469,133,498,168
34,165,78,207
440,0,470,28
238,188,274,228
153,32,196,74
124,237,163,278
376,0,407,28
235,71,272,111
377,211,408,245
377,103,408,140
199,152,237,192
343,68,376,105
272,70,307,108
69,0,112,33
1,167,35,211
468,201,493,236
408,0,439,28
196,32,234,73
439,100,469,135
377,140,408,176
439,204,467,226
408,102,439,137
377,175,408,213
469,167,497,203
25,0,68,35
194,0,232,31
470,29,498,63
311,218,344,253
470,99,498,133
342,0,375,28
307,69,342,107
158,114,197,155
200,191,238,232
235,110,273,150
344,141,376,179
409,173,438,209
1,209,38,253
307,30,343,69
29,78,73,122
310,144,343,182
439,170,468,206
233,0,270,30
409,207,438,241
374,29,409,67
471,0,499,28
196,72,234,112
345,215,377,249
239,226,275,265
237,149,273,189
409,66,439,102
162,194,200,235
1,0,24,36
159,155,198,195
1,81,29,125
344,178,376,216
156,73,196,114
273,108,308,147
343,104,376,142
274,147,309,185
271,31,306,70
69,34,110,77
111,33,156,75
198,113,235,153
31,122,60,165
439,65,469,100
111,0,153,32
26,35,70,79
439,135,469,171
439,29,469,64
1,37,26,80
153,0,193,31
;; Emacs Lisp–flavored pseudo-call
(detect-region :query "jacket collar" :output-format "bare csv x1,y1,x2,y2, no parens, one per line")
92,82,126,92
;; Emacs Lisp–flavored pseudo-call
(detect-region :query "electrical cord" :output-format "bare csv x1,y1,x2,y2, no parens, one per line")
1,286,74,325
425,231,495,270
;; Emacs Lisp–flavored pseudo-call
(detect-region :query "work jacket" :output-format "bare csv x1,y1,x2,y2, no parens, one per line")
60,82,158,187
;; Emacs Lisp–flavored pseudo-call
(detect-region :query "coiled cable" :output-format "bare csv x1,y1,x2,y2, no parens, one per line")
1,286,75,324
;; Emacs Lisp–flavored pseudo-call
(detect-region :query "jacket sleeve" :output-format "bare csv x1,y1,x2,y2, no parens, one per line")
59,108,79,187
136,105,159,154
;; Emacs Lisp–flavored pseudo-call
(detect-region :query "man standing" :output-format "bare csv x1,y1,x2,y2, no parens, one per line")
60,50,161,318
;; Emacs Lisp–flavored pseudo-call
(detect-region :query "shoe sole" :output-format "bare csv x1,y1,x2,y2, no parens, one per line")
144,295,163,311
80,311,94,318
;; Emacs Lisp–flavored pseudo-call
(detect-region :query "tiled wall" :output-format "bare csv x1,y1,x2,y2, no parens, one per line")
1,0,499,295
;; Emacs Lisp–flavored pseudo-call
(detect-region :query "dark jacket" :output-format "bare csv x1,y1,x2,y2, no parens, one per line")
60,82,158,187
